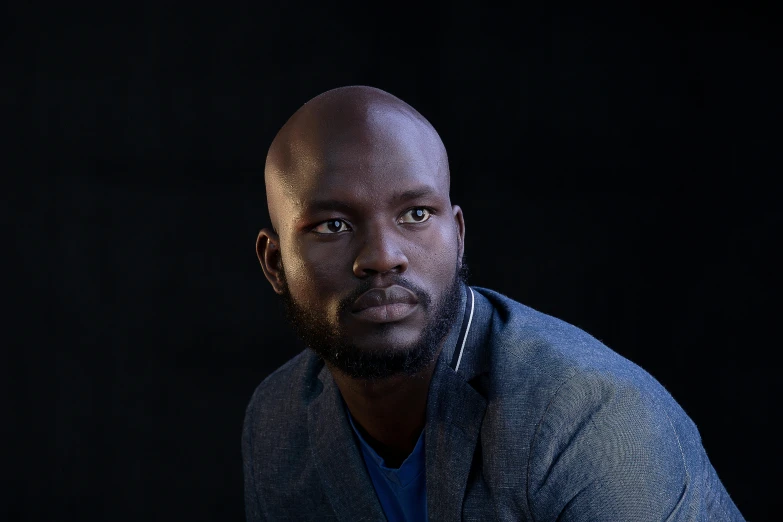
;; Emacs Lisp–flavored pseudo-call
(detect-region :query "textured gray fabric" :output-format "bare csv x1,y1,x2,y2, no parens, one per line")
242,286,744,521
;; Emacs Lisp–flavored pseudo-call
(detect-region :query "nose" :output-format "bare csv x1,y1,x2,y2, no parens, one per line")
352,226,409,278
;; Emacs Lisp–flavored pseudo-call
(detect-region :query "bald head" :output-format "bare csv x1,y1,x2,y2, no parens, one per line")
264,86,449,231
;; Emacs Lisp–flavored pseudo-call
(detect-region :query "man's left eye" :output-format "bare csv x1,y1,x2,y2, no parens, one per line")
398,208,432,224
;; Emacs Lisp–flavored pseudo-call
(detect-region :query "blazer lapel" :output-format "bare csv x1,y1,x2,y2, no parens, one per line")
425,357,488,521
308,368,387,522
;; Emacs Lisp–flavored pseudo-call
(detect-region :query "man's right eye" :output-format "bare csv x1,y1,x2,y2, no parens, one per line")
312,219,350,234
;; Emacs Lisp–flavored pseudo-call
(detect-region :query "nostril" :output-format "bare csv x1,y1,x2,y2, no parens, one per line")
353,257,407,277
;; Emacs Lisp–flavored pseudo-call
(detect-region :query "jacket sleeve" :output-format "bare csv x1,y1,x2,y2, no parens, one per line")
526,369,745,521
242,401,266,522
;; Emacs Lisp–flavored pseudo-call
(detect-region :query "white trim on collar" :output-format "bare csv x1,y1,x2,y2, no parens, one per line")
453,287,475,373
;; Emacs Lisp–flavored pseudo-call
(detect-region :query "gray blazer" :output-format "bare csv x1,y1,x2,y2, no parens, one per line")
242,286,744,521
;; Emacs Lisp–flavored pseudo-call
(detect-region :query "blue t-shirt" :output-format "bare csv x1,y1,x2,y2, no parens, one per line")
347,412,427,522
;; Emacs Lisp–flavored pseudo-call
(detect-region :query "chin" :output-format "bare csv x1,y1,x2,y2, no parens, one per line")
342,315,426,350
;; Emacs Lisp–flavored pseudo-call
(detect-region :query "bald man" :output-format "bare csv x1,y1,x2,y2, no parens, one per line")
242,86,743,521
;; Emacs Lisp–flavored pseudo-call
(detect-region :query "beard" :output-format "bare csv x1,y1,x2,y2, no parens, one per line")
279,258,469,380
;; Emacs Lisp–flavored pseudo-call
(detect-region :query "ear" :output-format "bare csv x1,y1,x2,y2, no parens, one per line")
256,228,286,295
452,204,466,266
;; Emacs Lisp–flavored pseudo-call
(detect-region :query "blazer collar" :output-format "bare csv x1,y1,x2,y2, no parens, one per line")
425,285,491,520
307,284,492,521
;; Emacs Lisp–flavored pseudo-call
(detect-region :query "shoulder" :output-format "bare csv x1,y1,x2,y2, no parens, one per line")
473,287,678,402
242,349,324,451
472,288,714,518
474,286,696,448
474,286,627,374
245,349,323,410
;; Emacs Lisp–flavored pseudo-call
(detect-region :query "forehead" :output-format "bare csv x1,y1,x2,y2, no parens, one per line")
269,108,449,215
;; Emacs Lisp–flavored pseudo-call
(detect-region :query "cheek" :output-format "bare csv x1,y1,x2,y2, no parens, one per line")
410,224,460,283
281,240,349,310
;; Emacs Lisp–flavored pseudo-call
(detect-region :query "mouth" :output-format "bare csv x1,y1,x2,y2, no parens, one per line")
350,285,420,324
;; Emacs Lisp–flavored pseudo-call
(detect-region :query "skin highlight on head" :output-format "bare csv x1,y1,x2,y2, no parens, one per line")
263,86,451,237
255,86,466,465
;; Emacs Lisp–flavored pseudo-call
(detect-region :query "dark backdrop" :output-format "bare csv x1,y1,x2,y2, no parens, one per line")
4,3,778,521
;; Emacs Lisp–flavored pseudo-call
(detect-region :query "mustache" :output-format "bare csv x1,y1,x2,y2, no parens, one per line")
337,276,432,314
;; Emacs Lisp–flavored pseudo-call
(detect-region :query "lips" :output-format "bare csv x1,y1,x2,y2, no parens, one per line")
350,285,419,323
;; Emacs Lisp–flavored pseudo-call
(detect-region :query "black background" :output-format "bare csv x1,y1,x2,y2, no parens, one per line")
4,2,779,521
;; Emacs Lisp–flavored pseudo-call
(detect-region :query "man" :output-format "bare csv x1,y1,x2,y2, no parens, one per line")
242,85,744,521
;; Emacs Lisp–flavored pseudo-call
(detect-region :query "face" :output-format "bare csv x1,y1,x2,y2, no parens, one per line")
259,107,466,380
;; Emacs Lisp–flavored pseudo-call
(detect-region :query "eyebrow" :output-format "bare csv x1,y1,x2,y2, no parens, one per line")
390,186,437,204
303,199,357,215
303,186,438,215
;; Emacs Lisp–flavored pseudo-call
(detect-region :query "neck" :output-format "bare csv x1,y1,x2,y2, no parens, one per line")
329,345,444,468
